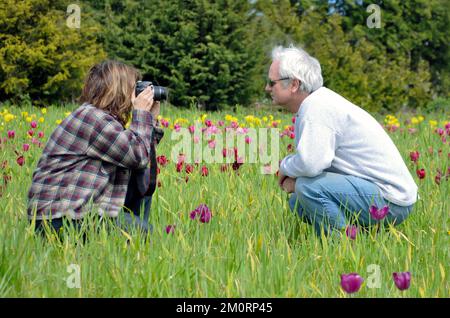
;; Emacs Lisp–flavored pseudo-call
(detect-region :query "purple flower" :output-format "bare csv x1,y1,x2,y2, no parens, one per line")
7,130,15,138
369,205,389,220
165,225,176,234
393,272,411,291
345,225,358,240
340,273,364,294
190,204,212,223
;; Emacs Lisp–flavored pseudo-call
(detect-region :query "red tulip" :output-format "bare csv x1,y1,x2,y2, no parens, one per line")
416,168,426,179
7,130,15,139
16,156,25,166
409,151,420,163
185,164,194,174
201,166,209,176
157,155,168,167
38,131,44,138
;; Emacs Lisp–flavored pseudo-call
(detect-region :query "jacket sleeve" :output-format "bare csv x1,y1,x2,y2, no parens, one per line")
86,110,155,169
280,119,336,178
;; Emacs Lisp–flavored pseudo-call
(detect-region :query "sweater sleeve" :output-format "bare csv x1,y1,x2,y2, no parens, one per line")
86,110,154,169
280,119,336,178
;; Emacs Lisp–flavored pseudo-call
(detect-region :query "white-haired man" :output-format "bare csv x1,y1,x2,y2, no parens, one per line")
267,45,417,237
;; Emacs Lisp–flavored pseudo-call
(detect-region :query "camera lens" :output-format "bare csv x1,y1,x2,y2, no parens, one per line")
153,86,168,101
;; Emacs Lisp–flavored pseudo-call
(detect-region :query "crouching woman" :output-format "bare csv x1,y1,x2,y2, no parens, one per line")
27,60,162,236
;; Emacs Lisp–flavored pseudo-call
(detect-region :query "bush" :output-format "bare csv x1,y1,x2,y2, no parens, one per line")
0,0,106,105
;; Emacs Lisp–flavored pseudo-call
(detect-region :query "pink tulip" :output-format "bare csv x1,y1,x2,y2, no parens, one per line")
340,273,364,294
190,204,212,223
30,121,37,128
409,151,420,163
38,131,44,138
7,130,15,139
393,272,411,291
369,205,389,220
208,139,216,148
165,225,176,234
23,144,30,152
345,225,358,240
201,166,209,177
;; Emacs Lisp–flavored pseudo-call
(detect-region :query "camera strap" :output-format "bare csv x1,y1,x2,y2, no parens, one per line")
143,138,157,197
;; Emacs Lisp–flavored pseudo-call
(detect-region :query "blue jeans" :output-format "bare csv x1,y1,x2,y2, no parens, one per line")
288,172,414,237
34,171,153,236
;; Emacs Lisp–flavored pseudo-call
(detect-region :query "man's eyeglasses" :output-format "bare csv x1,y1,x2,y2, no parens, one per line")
266,77,290,87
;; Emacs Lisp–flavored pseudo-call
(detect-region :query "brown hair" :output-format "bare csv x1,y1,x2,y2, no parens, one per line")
80,60,141,127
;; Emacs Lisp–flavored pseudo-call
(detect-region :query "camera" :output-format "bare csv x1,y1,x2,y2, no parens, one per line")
135,81,168,101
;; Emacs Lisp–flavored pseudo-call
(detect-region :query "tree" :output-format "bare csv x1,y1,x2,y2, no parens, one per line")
255,0,433,111
0,0,106,105
87,0,266,110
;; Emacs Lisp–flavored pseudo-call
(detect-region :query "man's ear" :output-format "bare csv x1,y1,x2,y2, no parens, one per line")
291,79,301,93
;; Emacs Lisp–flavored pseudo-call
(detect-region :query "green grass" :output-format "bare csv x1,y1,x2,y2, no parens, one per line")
0,103,448,297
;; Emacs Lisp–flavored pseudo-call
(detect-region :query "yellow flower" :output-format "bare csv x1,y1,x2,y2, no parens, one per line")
41,108,47,114
21,111,29,117
4,114,15,122
26,116,32,123
39,117,45,123
55,119,62,125
429,120,438,127
64,112,71,117
411,117,419,125
417,115,424,122
245,115,255,124
157,115,163,121
262,116,268,122
225,114,233,122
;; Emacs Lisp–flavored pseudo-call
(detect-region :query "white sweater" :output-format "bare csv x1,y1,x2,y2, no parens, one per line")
280,87,418,206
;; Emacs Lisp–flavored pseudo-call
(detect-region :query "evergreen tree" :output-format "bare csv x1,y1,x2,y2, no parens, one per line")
0,0,106,105
87,0,265,109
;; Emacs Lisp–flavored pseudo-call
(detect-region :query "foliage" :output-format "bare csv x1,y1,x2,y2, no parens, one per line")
0,0,106,105
86,0,266,110
256,0,436,112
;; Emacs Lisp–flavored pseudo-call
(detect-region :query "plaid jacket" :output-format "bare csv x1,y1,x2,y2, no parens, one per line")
27,103,158,220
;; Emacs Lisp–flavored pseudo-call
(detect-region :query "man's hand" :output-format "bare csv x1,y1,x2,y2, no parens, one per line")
278,172,288,188
281,177,296,193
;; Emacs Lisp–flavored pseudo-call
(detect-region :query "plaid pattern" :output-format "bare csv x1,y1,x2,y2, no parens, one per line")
27,103,156,220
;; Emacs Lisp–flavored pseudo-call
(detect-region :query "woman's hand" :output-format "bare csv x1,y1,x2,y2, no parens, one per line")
281,177,296,193
150,101,160,121
132,86,155,112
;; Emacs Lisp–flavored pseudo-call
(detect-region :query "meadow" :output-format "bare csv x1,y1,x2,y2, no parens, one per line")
0,102,448,297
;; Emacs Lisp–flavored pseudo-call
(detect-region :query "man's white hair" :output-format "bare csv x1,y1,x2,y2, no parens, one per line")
271,45,323,93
